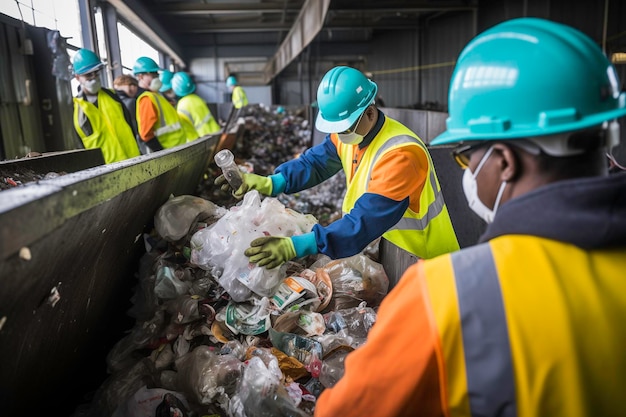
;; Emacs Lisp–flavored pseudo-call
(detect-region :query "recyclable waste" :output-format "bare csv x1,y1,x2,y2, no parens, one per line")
74,156,390,416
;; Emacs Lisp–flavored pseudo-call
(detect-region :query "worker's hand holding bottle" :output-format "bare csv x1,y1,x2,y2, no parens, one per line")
244,236,296,269
214,172,273,198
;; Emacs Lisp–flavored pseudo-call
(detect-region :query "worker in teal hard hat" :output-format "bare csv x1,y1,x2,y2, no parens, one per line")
159,69,178,106
71,48,140,164
314,18,626,417
216,65,459,268
226,74,248,109
172,71,220,137
133,56,187,151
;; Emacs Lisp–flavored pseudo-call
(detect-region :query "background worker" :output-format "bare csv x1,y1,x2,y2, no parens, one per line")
172,71,220,137
159,69,178,107
313,17,626,417
113,74,149,155
133,56,186,151
71,48,140,164
217,66,459,268
226,74,248,110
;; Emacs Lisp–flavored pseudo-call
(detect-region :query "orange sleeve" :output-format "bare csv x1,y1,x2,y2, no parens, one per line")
137,95,159,141
314,261,445,417
367,145,429,213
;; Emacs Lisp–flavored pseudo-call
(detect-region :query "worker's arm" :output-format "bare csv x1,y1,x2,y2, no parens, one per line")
314,261,446,416
137,95,164,151
310,147,428,259
271,134,343,195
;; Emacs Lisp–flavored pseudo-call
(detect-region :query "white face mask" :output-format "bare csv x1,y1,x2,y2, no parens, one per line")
462,146,507,223
149,77,163,92
81,78,101,95
337,131,364,145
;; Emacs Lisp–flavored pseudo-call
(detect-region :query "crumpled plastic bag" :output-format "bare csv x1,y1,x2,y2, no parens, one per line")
112,385,190,417
316,253,389,312
189,191,317,301
174,346,243,405
155,194,226,243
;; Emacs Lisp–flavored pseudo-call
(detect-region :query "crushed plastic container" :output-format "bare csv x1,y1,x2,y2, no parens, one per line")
214,149,244,191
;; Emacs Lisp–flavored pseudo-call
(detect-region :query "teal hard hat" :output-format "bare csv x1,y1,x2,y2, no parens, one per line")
72,48,104,75
226,75,237,86
315,66,378,133
431,17,626,146
171,72,196,97
159,69,174,92
132,57,161,75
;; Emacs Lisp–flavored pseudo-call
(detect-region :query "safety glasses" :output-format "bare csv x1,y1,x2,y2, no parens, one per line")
340,110,365,134
451,142,488,169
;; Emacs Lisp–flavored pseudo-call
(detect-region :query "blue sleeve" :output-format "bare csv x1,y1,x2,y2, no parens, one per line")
313,193,409,259
274,135,343,194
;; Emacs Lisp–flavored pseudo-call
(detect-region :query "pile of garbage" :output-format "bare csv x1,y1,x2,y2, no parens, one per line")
196,105,346,226
78,191,388,417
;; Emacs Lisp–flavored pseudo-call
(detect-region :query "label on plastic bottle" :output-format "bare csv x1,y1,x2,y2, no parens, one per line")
271,277,306,310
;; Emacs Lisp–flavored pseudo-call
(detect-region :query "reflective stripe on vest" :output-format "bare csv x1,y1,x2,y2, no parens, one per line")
451,244,517,417
138,91,186,148
365,135,445,232
151,96,182,137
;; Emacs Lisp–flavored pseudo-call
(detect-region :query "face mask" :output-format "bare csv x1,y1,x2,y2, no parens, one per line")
462,146,507,223
149,77,163,92
82,78,101,95
337,131,364,145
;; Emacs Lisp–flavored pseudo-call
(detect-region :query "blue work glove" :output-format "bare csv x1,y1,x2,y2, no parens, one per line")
214,172,273,198
245,236,296,269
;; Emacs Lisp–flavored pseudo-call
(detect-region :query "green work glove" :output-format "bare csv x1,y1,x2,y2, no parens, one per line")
244,236,296,269
214,172,273,198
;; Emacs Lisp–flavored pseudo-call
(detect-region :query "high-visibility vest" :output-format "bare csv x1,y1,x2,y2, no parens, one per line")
136,91,186,148
73,89,140,164
177,94,220,137
337,117,459,259
425,237,626,416
232,85,248,109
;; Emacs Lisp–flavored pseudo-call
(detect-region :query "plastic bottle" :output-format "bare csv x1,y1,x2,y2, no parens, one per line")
214,149,244,190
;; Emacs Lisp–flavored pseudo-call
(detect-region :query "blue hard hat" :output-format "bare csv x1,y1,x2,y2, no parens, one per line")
133,57,161,75
226,75,237,86
171,72,196,97
72,49,104,75
315,66,378,133
159,69,174,92
431,17,626,146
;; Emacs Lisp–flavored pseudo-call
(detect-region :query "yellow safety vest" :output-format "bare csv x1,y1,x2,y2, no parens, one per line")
425,236,626,416
232,85,248,109
177,94,220,137
337,117,459,259
136,91,186,149
73,89,140,164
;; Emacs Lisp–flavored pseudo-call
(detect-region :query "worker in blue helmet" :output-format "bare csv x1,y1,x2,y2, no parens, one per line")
314,18,626,417
226,74,248,109
71,48,140,164
172,72,220,136
216,65,460,269
133,57,186,151
159,69,178,107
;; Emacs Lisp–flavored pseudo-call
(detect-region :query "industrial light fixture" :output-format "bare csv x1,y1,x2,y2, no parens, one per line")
611,52,626,64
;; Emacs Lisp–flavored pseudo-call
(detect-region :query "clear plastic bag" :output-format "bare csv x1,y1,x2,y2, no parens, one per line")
316,253,389,312
190,191,317,301
174,346,243,405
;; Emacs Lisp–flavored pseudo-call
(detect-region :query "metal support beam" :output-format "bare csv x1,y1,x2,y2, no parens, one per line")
101,2,123,81
105,0,186,68
263,0,330,84
78,0,97,53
